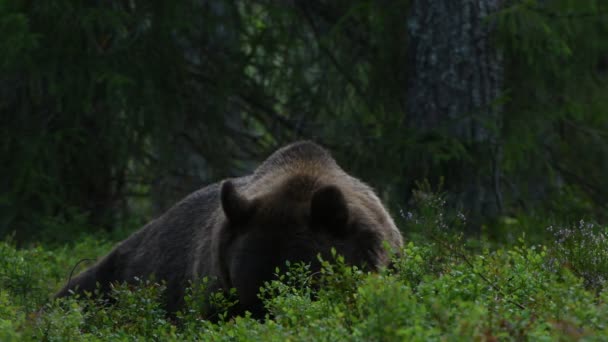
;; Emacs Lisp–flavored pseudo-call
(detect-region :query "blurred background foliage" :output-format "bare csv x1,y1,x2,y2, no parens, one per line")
0,0,606,243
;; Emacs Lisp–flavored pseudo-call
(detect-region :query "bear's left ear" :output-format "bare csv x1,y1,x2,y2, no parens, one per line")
310,185,349,235
221,181,255,225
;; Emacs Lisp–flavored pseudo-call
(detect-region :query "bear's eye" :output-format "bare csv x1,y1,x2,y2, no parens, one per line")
310,185,349,236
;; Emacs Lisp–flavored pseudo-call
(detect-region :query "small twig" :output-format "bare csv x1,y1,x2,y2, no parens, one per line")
66,258,96,290
526,4,608,20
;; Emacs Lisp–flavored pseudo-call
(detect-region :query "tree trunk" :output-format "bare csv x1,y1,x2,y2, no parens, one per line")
406,0,504,225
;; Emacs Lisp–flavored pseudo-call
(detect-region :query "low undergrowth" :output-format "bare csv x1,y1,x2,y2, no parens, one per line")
1,191,607,341
0,223,606,341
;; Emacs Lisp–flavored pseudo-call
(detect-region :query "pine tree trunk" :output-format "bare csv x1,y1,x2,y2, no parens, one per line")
406,0,504,225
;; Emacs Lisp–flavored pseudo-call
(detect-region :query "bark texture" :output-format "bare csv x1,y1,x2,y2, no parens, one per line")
406,0,504,223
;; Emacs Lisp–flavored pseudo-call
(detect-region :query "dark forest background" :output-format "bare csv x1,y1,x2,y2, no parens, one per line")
1,0,607,244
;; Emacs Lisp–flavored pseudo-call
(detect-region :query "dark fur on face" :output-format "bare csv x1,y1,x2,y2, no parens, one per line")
55,141,403,319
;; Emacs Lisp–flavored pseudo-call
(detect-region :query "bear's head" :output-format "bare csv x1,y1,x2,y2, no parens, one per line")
217,175,395,318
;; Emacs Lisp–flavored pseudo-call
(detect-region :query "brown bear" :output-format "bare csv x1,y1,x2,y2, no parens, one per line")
55,141,403,318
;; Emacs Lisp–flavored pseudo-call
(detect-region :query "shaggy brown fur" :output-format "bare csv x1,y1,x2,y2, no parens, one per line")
55,141,403,318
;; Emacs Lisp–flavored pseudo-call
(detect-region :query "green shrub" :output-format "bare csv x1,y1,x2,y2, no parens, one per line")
547,220,608,291
2,217,608,340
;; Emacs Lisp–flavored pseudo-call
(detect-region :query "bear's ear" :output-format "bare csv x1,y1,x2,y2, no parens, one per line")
221,181,254,225
310,185,349,235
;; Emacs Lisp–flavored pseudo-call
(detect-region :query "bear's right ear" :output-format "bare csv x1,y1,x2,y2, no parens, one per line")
310,185,349,235
221,181,255,225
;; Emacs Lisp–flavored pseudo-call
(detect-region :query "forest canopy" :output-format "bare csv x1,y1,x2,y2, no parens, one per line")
1,0,607,242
